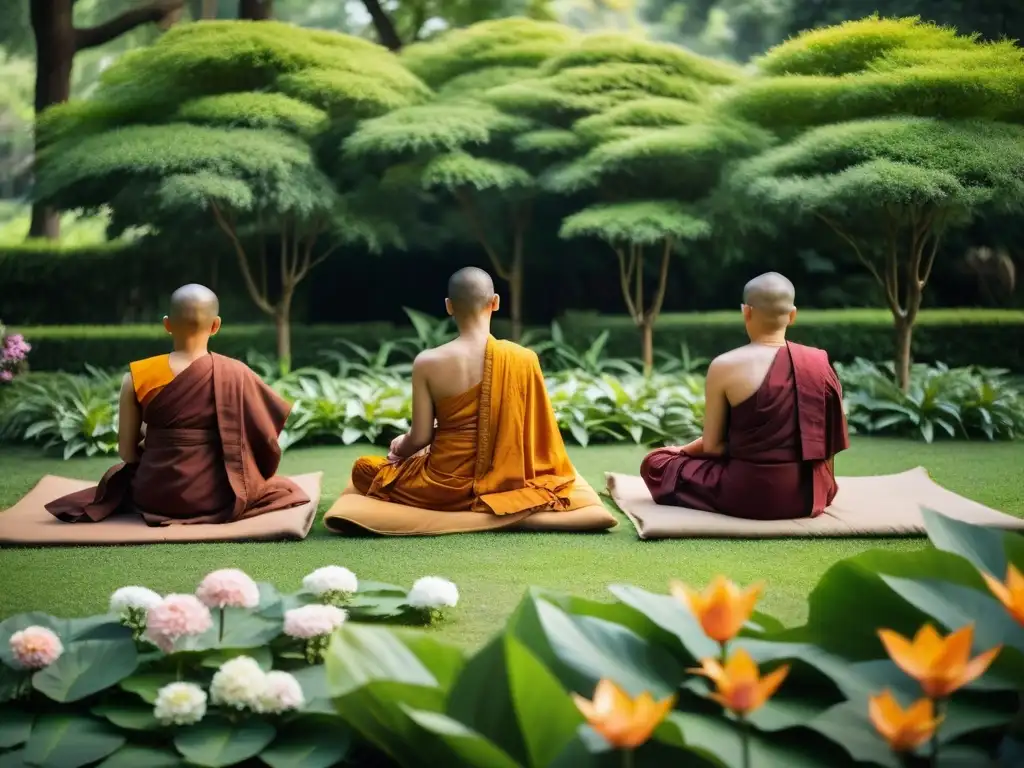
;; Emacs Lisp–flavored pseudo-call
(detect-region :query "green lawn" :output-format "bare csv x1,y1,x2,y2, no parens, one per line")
1,439,1021,649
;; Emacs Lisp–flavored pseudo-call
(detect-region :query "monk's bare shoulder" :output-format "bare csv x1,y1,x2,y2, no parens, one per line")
707,347,747,374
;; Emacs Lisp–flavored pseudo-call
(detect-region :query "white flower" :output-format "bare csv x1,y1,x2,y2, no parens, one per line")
255,671,305,714
302,566,358,597
154,682,207,725
283,604,348,639
407,577,459,610
109,586,162,614
209,656,267,710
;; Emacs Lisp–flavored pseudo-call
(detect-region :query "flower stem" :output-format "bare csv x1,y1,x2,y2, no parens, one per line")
740,715,751,768
622,748,634,768
218,608,225,644
929,699,946,768
176,658,183,682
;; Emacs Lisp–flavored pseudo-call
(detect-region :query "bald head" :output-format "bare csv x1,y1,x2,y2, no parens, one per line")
742,272,796,330
447,267,496,317
168,283,220,333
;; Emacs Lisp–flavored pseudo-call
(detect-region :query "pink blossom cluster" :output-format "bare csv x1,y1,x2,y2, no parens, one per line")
9,626,63,669
145,594,213,652
0,327,31,383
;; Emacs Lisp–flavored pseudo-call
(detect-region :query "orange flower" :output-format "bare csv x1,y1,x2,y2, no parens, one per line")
670,576,763,643
980,564,1024,627
572,679,675,749
878,624,1001,698
689,648,789,715
869,690,943,752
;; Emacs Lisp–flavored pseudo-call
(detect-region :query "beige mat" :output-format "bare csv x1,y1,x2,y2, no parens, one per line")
606,467,1024,539
0,473,323,546
324,475,617,535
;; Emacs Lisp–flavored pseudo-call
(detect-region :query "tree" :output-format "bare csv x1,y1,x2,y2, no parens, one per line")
27,0,186,240
344,18,579,340
720,17,1024,390
487,32,756,371
35,21,431,370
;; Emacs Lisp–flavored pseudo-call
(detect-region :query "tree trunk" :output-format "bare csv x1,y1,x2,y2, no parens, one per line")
640,319,654,376
28,0,76,240
238,0,272,19
894,316,913,392
274,296,292,376
361,0,404,51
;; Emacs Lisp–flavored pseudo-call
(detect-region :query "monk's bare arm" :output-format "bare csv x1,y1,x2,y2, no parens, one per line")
117,373,143,464
393,355,436,459
698,359,728,456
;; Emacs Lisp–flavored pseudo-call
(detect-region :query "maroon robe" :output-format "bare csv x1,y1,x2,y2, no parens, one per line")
45,354,309,525
640,342,849,520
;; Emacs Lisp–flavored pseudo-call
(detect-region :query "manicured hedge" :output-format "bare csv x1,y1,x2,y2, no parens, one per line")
11,309,1024,373
558,308,1024,371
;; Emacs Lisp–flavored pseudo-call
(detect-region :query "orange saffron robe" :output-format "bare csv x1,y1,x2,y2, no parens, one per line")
351,337,578,514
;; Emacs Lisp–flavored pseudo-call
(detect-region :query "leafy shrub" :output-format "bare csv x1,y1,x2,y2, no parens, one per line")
0,567,456,768
838,359,1024,442
12,308,1024,374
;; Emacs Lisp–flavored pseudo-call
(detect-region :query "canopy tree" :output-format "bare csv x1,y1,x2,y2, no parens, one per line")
343,18,579,339
720,17,1024,390
487,32,757,371
35,21,430,370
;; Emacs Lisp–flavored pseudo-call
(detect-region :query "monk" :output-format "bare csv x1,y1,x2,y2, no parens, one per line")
45,284,309,525
350,267,579,515
640,272,849,520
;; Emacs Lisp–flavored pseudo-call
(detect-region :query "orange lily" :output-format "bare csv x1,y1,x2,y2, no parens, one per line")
980,564,1024,627
572,679,675,749
670,576,763,643
869,690,943,752
689,647,789,715
878,624,1001,698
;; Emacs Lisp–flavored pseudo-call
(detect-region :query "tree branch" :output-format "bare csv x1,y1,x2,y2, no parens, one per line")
634,244,645,325
454,187,510,280
616,246,639,321
209,201,275,316
75,0,184,51
648,238,672,321
817,212,901,316
360,0,403,51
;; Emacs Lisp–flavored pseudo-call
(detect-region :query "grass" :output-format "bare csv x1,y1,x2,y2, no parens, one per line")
1,438,1021,650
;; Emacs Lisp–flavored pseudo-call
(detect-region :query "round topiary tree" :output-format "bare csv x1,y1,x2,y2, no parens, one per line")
34,20,430,371
487,32,760,372
720,16,1024,390
342,18,580,340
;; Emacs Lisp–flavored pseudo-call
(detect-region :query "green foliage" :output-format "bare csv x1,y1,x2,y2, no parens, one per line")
175,93,328,139
560,201,710,246
0,570,445,767
838,359,1024,442
422,153,533,192
312,513,1024,767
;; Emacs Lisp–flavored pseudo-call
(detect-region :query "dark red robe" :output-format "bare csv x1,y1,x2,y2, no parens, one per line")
640,342,849,520
45,354,309,525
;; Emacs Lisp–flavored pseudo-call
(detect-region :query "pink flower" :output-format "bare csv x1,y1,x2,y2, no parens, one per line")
0,370,11,383
283,604,347,639
145,594,213,652
257,671,305,713
10,626,63,669
196,569,260,609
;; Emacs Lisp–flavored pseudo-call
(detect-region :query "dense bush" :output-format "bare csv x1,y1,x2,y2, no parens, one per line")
12,308,1024,374
0,566,458,768
3,510,1023,766
2,325,1020,459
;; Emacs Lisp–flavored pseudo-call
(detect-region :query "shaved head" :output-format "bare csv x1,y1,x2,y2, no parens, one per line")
742,272,795,330
169,283,219,331
447,267,496,316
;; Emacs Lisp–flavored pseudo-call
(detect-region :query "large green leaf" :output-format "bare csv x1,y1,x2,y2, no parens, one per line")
402,708,523,768
0,750,29,768
326,623,453,696
23,714,125,768
95,746,184,768
922,507,1011,577
214,607,281,649
198,645,274,670
173,718,275,768
33,638,139,703
91,702,160,731
0,709,32,748
118,672,178,704
608,584,719,662
258,717,352,768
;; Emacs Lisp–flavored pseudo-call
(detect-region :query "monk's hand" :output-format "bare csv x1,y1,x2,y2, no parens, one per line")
387,435,405,463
